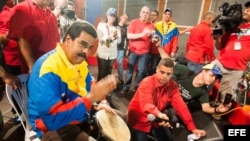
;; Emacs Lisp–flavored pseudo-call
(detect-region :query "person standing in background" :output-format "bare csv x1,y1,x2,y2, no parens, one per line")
212,1,250,101
96,8,121,81
186,11,216,74
116,13,129,88
120,6,154,94
8,0,60,73
150,9,159,24
0,0,25,123
147,9,160,76
53,0,77,40
154,8,179,58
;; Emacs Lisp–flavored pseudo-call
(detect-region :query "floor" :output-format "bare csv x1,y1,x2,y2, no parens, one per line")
0,65,227,141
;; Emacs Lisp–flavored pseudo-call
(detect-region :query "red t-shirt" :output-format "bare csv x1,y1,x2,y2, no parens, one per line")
218,23,250,70
8,0,60,60
186,22,214,64
128,19,154,54
0,5,20,66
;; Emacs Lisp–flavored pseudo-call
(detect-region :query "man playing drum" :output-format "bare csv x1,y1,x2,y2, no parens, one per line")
28,21,117,141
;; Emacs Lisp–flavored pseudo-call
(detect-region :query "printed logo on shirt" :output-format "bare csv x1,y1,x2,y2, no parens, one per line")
178,84,192,100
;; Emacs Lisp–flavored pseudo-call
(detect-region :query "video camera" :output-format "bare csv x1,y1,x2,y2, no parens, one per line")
212,2,242,36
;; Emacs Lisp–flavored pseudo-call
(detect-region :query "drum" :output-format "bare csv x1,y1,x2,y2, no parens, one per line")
95,109,131,141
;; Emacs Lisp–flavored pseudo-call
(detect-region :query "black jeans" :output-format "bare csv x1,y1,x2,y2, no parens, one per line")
97,57,115,81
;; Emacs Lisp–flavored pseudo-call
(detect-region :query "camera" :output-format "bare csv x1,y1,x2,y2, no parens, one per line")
212,2,242,36
60,5,76,19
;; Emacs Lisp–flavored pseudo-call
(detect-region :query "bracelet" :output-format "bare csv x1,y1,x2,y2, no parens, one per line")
214,107,219,114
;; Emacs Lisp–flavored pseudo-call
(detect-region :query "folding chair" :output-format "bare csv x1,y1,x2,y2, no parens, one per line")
5,74,40,141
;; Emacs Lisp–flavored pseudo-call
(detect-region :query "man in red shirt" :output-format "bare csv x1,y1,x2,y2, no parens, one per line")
213,1,250,101
120,6,154,94
186,11,216,74
127,58,206,141
0,0,21,74
8,0,60,73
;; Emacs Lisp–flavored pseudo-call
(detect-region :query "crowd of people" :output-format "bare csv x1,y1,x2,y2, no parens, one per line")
0,0,250,141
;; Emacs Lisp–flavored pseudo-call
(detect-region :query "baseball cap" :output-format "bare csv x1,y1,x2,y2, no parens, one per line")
245,1,250,7
164,8,172,14
106,8,117,16
203,63,222,79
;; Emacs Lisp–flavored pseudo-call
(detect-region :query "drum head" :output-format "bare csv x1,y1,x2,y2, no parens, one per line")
95,110,131,141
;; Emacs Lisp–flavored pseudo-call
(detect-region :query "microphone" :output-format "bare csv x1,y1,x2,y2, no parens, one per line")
147,114,169,123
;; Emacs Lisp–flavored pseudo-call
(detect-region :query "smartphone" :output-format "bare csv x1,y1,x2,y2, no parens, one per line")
223,93,232,105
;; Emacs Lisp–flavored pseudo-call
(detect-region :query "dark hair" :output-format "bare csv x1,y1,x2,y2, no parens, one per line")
105,16,119,26
62,21,97,42
158,58,174,68
152,9,159,16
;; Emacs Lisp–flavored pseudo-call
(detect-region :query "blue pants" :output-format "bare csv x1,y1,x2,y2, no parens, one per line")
124,52,149,90
187,60,203,74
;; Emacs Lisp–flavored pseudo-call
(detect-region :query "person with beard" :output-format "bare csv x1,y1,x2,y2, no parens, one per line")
27,21,117,141
212,1,250,102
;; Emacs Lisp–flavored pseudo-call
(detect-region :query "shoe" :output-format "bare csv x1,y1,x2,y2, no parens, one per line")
120,87,129,95
13,114,21,124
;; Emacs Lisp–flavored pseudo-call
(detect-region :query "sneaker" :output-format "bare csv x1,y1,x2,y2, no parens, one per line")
13,114,21,124
120,87,129,95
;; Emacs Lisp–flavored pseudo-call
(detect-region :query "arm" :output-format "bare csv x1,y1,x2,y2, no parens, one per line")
18,38,35,73
138,78,161,116
214,32,231,50
0,66,20,89
127,20,152,39
201,103,217,114
179,27,191,35
201,102,231,114
171,83,206,136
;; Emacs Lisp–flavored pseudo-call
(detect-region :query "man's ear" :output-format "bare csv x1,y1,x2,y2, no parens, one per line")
65,35,71,44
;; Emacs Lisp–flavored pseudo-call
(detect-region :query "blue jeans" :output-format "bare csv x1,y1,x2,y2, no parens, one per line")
117,50,125,81
187,60,203,74
134,127,173,141
124,52,149,90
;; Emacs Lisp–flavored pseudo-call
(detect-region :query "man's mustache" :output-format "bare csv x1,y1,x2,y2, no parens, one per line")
77,53,87,59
